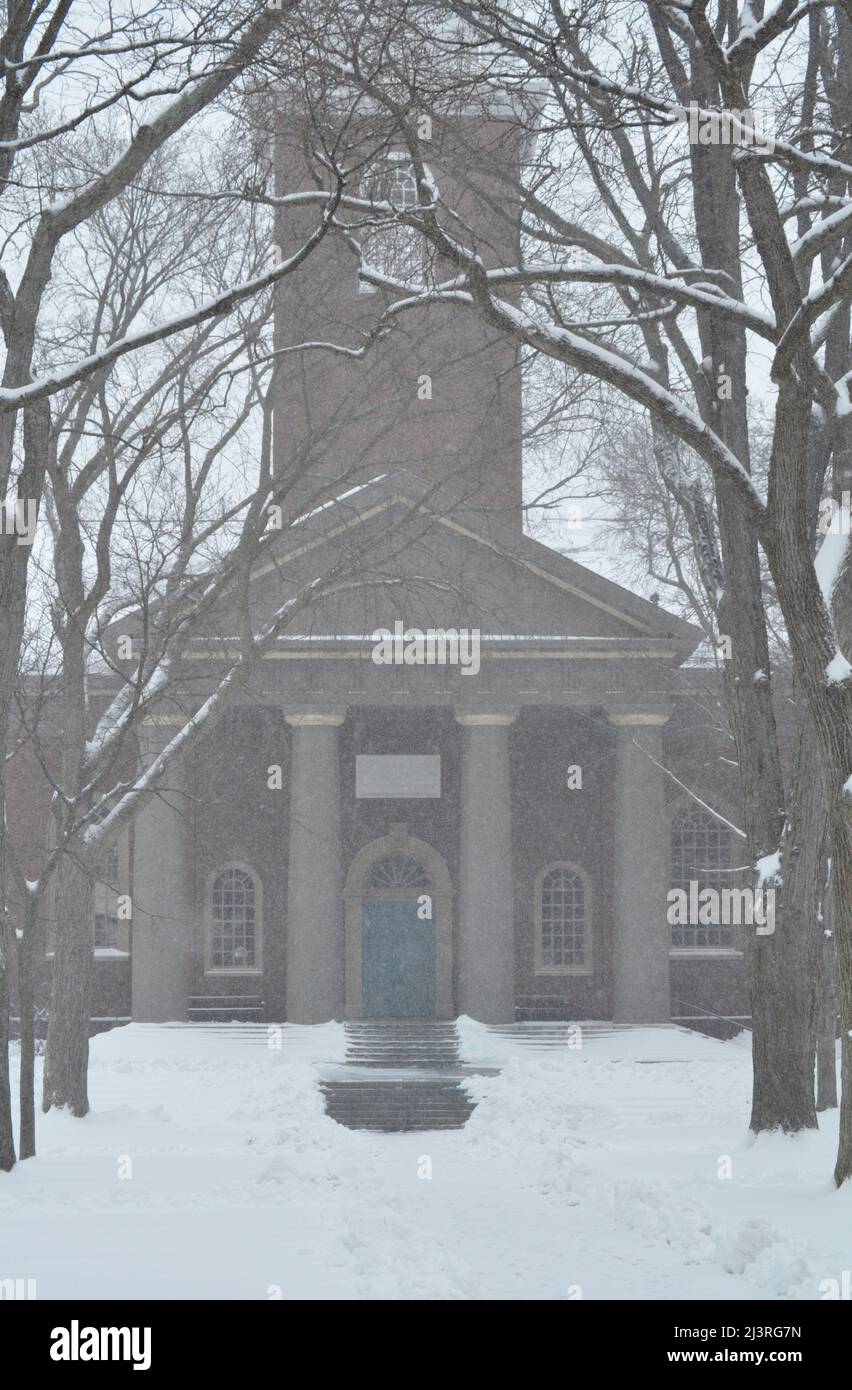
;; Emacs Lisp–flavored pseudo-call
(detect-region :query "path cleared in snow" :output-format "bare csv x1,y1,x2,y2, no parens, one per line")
2,1021,849,1300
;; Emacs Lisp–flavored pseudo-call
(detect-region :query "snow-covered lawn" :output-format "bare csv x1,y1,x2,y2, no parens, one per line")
2,1022,849,1300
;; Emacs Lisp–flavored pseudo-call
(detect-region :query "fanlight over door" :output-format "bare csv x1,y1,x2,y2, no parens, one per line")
364,854,432,893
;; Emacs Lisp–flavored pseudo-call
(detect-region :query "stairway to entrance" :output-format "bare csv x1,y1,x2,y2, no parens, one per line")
320,1021,479,1132
341,1020,463,1069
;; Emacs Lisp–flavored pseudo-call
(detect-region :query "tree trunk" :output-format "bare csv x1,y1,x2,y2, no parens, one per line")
0,919,14,1171
0,404,51,1168
831,802,852,1183
0,690,16,1171
762,380,852,1182
42,857,93,1117
816,888,838,1112
684,72,815,1132
16,895,39,1157
749,709,821,1131
0,544,26,1172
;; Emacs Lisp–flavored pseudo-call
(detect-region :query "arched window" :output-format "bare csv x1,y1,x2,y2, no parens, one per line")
360,153,426,288
207,865,262,972
670,806,732,948
364,854,432,894
535,864,592,975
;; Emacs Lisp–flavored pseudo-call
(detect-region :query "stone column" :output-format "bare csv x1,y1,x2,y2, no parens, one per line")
285,712,345,1022
131,719,192,1022
608,708,672,1025
456,712,516,1024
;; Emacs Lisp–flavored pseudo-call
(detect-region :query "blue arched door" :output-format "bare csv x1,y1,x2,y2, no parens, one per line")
360,855,435,1018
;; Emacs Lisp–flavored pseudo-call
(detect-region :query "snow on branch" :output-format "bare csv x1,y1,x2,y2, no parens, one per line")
0,210,335,413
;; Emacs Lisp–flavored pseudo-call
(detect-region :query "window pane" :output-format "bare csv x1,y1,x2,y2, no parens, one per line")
210,868,257,969
95,844,119,883
539,868,586,968
93,913,119,950
360,157,426,285
670,808,732,948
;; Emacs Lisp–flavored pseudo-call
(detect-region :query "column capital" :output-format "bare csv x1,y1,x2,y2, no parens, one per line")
455,710,517,727
285,710,346,728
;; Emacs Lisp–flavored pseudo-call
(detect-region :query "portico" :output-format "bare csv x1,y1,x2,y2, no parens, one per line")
127,485,690,1028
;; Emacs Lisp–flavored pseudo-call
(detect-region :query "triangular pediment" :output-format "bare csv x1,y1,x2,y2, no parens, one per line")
223,470,700,661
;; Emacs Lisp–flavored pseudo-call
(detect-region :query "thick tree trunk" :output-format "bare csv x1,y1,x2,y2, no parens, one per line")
0,404,51,1168
42,858,94,1117
750,710,821,1131
0,547,24,1171
816,891,838,1112
0,920,14,1171
683,77,817,1131
831,804,852,1183
763,381,852,1182
0,658,17,1171
16,896,38,1157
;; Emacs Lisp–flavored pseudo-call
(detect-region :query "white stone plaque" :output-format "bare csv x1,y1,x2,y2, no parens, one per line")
355,754,441,799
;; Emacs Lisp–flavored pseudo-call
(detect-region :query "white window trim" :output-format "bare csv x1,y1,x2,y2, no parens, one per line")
205,862,264,976
534,861,593,977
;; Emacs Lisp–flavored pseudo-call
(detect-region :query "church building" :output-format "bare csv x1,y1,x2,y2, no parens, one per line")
20,97,753,1035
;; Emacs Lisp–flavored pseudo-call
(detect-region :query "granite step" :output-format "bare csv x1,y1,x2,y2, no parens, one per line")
321,1021,478,1132
321,1079,475,1132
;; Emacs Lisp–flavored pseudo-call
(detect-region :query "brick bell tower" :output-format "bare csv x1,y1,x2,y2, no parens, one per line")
272,98,524,528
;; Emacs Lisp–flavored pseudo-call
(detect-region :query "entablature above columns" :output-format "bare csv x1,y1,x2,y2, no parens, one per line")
171,633,684,712
455,709,519,727
606,700,673,728
284,710,347,727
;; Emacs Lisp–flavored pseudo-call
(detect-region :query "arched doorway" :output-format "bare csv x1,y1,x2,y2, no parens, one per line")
344,834,453,1019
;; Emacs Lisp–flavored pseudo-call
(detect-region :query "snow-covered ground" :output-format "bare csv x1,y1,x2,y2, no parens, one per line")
2,1021,849,1300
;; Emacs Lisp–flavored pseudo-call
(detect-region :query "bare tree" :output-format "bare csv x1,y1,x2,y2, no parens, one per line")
0,0,347,1169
